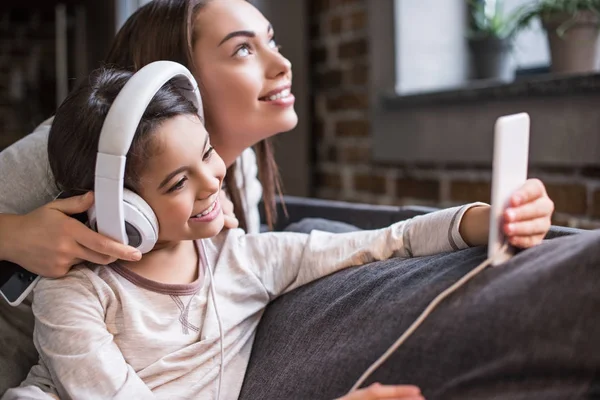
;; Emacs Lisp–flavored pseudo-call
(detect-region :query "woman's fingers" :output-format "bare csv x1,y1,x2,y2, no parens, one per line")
222,214,240,230
75,243,118,266
219,190,235,216
75,222,141,262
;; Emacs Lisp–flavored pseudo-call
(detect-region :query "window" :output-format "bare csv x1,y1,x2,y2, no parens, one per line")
115,0,152,32
393,0,550,95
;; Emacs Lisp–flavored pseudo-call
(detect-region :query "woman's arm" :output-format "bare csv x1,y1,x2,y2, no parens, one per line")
0,125,141,276
0,194,141,277
24,270,155,399
0,125,56,215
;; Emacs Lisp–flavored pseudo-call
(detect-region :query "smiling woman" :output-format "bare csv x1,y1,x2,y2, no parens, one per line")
191,0,298,166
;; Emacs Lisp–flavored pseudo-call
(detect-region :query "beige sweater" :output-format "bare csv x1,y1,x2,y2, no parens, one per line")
3,203,480,400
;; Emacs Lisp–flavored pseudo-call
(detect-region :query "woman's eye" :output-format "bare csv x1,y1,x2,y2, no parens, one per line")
203,146,214,161
235,44,251,57
168,177,187,193
268,38,280,51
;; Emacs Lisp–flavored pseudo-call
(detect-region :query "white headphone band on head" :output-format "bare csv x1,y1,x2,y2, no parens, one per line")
91,60,203,253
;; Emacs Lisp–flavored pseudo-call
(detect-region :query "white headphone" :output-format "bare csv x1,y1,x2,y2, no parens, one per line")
88,61,203,254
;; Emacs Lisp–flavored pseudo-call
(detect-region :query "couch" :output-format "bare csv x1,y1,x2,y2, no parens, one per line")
239,196,598,400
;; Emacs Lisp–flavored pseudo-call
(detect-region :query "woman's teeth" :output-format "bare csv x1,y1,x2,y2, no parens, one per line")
195,201,216,217
265,88,291,101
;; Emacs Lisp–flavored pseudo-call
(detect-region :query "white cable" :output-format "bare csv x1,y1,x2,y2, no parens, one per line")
200,239,225,400
348,243,510,393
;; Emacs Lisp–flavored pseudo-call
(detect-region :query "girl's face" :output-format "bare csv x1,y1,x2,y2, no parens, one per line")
193,0,298,165
137,114,226,246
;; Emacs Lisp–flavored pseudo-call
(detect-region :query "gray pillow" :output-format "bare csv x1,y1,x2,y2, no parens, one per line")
283,217,361,234
240,230,600,400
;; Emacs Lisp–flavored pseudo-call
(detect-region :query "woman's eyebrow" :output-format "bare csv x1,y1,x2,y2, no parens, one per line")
218,24,273,46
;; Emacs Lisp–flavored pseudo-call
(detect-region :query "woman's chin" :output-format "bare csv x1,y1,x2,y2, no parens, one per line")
267,112,299,137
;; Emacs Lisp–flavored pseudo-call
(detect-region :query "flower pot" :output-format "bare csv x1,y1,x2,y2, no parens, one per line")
468,37,515,82
542,10,600,74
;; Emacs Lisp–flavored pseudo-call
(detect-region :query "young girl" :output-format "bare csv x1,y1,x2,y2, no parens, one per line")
2,62,539,399
0,0,554,394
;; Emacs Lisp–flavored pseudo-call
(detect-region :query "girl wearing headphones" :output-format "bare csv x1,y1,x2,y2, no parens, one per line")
0,0,554,396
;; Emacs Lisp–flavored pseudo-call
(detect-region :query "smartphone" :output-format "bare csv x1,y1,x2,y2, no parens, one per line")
488,113,530,266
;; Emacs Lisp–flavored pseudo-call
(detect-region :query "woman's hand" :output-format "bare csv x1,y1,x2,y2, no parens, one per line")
0,192,142,278
336,383,424,400
219,190,239,230
459,178,554,248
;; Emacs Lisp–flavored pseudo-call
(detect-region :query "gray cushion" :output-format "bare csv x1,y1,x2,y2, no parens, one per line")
283,218,361,234
240,230,600,400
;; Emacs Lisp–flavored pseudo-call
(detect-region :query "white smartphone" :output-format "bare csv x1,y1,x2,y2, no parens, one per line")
488,112,530,266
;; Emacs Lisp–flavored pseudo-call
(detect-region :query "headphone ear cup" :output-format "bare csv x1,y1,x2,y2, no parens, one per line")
122,189,159,254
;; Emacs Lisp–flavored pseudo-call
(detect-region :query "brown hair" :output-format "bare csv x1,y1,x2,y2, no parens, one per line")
104,0,281,231
48,68,198,196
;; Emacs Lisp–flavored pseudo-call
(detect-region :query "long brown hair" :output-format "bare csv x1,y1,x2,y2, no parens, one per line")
104,0,281,231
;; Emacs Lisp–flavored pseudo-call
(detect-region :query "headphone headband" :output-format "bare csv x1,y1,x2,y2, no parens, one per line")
94,61,202,247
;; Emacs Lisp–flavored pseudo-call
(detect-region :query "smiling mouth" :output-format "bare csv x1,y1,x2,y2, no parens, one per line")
191,200,217,218
259,88,291,101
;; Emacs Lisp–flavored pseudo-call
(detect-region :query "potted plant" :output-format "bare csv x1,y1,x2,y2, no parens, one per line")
467,0,528,82
516,0,600,74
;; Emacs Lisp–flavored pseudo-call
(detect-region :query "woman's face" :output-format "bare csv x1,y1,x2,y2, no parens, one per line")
192,0,298,165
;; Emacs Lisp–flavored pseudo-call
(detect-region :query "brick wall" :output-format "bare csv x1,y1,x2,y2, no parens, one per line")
308,0,600,229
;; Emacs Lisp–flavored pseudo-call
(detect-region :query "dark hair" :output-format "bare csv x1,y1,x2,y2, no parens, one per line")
48,68,198,195
104,0,281,231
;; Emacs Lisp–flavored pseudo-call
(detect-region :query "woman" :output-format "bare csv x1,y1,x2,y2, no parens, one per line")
0,0,553,396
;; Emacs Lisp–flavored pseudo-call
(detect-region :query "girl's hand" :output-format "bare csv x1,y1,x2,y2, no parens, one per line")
219,190,239,230
0,192,141,278
503,178,554,248
336,383,424,400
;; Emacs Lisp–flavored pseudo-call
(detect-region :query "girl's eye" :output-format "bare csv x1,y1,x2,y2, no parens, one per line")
235,44,251,57
203,146,214,161
168,177,187,193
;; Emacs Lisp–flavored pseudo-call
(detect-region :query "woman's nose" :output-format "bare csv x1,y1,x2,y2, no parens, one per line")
266,51,292,80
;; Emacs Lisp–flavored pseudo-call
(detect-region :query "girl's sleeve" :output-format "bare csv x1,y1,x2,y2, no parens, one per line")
240,203,484,298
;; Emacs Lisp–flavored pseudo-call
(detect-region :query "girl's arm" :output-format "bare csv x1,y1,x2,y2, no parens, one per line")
22,270,155,400
239,203,484,299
